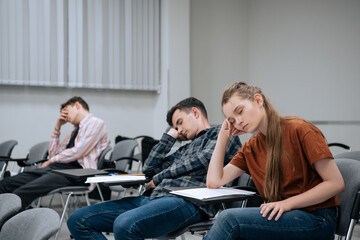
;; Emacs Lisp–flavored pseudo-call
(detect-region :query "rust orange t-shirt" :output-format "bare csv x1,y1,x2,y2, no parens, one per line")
229,118,339,212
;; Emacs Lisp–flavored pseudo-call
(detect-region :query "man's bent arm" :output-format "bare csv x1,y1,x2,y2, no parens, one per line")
50,120,106,164
152,134,241,186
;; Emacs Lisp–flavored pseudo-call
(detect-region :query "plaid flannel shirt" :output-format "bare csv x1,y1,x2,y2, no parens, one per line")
142,124,242,217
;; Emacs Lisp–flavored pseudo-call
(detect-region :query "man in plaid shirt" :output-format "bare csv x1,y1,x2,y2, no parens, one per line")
68,97,241,240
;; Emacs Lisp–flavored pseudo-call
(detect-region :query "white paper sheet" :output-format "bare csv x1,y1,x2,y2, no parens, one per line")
170,187,255,200
85,175,146,183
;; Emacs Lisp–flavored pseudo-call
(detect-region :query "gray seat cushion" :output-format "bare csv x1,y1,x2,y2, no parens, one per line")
335,151,360,161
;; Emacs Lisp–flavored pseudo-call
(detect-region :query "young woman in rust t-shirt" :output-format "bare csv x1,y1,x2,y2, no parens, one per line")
205,82,344,240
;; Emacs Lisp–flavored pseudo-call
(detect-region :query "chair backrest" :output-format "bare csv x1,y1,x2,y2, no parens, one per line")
0,140,17,179
328,142,352,152
97,145,112,170
0,140,18,157
0,193,22,229
0,208,60,240
0,140,18,170
138,136,159,165
25,141,50,165
110,139,139,172
335,158,360,237
335,151,360,161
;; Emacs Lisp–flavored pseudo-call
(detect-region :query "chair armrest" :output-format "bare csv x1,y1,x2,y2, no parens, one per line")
0,156,11,161
0,157,28,162
17,159,48,167
101,168,127,174
112,156,141,163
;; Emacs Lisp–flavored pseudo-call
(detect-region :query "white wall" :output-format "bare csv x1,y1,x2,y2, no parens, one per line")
2,0,359,164
190,0,249,125
248,0,360,154
0,87,156,159
168,0,191,107
0,0,191,168
190,0,360,153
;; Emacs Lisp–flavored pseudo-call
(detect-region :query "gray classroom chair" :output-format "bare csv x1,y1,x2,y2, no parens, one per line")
335,158,360,240
157,173,261,240
0,193,22,229
2,141,50,174
46,145,112,240
105,139,142,197
0,140,18,178
16,141,50,173
0,208,60,240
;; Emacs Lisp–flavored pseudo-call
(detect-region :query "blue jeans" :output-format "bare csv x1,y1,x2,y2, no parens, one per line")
204,207,337,240
67,195,206,240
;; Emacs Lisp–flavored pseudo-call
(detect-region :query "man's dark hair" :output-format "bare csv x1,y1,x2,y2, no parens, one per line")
166,97,208,126
60,96,89,111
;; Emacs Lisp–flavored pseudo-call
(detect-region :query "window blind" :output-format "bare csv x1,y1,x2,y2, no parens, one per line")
0,0,160,92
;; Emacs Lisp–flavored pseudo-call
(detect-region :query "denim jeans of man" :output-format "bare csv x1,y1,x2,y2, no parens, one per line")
67,195,206,240
204,207,337,240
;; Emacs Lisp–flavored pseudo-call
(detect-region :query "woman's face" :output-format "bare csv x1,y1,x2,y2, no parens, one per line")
222,94,267,135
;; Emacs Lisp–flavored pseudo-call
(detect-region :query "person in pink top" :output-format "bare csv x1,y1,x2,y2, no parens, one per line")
0,96,108,210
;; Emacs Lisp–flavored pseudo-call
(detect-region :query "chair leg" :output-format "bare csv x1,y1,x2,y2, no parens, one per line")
95,183,104,201
0,162,8,178
241,199,248,208
345,219,356,240
117,190,126,199
85,192,91,206
59,193,70,220
48,194,56,208
138,184,144,195
55,192,74,240
35,197,42,208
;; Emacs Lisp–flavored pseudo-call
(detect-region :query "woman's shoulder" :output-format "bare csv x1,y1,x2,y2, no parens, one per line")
242,131,266,151
282,117,322,136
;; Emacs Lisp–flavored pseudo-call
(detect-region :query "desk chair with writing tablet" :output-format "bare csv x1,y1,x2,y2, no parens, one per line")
0,141,49,178
47,145,112,240
15,141,49,173
157,173,262,240
102,139,143,197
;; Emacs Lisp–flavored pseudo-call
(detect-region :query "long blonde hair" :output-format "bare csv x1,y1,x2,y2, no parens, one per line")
222,82,283,202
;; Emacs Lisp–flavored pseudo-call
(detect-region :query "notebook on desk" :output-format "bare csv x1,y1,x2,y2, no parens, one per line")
167,186,256,205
